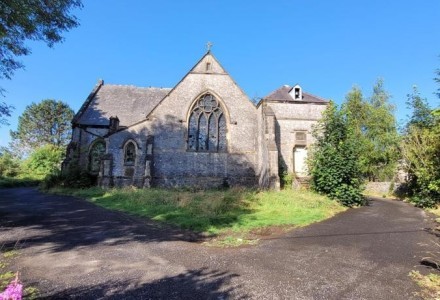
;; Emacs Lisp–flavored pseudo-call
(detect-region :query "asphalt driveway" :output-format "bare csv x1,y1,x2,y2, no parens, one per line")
0,188,438,299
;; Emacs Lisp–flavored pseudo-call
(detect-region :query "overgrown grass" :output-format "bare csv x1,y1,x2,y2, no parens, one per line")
0,176,41,188
410,270,440,300
49,187,346,235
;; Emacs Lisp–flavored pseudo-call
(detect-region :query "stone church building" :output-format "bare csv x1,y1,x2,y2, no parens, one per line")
64,51,328,189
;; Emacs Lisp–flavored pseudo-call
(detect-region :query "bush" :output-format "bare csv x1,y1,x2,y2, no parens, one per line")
0,152,21,178
279,170,293,189
23,145,64,177
41,165,95,190
309,102,365,207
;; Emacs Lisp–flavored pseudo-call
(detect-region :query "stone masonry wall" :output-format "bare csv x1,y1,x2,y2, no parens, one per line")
268,102,327,174
103,54,259,188
70,127,109,169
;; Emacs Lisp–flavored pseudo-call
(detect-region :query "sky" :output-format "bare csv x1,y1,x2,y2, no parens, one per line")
1,0,440,147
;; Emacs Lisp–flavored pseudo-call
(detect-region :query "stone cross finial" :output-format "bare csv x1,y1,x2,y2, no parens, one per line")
206,41,213,52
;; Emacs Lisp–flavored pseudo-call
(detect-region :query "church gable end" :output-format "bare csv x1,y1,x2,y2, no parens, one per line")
66,49,328,190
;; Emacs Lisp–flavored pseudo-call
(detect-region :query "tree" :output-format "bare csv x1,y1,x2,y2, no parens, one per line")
406,86,434,130
0,101,13,125
10,99,74,152
342,81,400,182
23,144,64,177
362,79,400,181
401,73,440,207
0,147,20,177
436,60,440,98
402,109,440,207
342,86,369,176
309,101,364,207
0,0,82,121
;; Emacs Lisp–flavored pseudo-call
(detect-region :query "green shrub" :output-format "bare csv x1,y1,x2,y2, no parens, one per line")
309,102,365,207
23,145,64,177
0,152,21,178
41,167,94,190
280,171,294,189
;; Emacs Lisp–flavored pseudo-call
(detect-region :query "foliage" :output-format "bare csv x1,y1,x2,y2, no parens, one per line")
406,86,435,130
0,0,82,81
402,108,440,207
22,145,64,178
41,166,94,190
279,170,294,189
342,81,400,182
0,148,21,177
363,79,400,181
0,0,82,124
409,270,440,300
10,99,74,152
0,102,13,126
309,101,365,206
0,177,41,188
436,65,440,99
48,187,346,235
40,151,95,189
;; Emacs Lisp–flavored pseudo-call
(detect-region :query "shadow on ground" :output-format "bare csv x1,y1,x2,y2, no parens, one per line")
0,188,209,253
44,268,244,300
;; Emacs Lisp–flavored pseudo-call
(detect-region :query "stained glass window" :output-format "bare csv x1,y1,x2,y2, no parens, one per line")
187,94,227,152
124,142,136,165
88,140,105,174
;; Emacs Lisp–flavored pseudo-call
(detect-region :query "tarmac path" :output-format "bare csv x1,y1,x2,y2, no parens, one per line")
0,188,438,299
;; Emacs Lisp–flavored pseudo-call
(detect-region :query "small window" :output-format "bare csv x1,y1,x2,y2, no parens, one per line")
124,142,136,165
206,62,212,71
294,88,301,99
296,132,307,142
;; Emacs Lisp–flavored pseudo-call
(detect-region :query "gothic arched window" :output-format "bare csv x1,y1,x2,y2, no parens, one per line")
124,141,136,166
188,94,227,152
88,140,105,174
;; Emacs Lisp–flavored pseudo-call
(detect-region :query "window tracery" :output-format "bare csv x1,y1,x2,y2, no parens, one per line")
124,142,136,165
88,140,105,173
188,94,227,152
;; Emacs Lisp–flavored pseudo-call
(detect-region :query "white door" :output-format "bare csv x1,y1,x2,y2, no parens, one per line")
294,147,308,176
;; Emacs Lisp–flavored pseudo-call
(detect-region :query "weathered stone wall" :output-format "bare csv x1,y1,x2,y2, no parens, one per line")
101,54,259,188
106,127,150,187
69,126,109,169
267,102,327,174
257,105,269,187
364,182,401,196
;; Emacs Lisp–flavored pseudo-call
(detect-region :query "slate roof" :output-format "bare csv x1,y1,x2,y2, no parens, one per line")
75,84,171,127
264,85,328,103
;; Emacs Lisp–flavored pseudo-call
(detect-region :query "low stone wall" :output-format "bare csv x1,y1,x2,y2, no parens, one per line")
364,182,401,196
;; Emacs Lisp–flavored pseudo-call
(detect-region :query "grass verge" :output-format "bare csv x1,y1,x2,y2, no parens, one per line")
409,270,440,300
0,177,41,188
48,187,346,246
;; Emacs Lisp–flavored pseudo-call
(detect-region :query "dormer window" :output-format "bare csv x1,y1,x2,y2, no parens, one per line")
290,84,303,100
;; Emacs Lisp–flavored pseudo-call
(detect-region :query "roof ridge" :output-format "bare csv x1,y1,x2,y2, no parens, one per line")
104,84,172,89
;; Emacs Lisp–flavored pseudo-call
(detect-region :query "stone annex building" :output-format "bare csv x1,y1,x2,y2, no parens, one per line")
64,50,328,189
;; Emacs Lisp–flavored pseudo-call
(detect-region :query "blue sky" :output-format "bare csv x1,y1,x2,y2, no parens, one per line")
1,0,440,147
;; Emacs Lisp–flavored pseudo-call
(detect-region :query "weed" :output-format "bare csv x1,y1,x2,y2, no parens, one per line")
3,251,18,259
409,270,440,300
